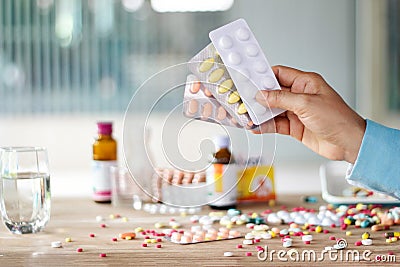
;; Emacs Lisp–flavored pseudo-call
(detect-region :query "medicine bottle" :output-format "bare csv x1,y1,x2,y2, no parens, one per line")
207,135,237,210
92,122,117,203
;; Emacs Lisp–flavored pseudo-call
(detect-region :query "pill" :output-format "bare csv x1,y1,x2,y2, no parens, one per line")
65,237,72,242
89,233,95,238
228,52,241,65
216,106,227,121
243,239,253,245
245,44,259,57
76,248,83,253
228,91,241,104
190,81,201,94
204,87,213,97
218,79,233,94
119,232,136,240
224,251,233,257
156,244,162,248
100,224,106,228
142,243,148,247
112,237,118,242
237,103,247,114
346,231,352,236
245,252,252,257
262,76,276,89
187,99,199,115
201,103,213,119
236,244,243,249
51,241,62,248
122,217,128,222
302,235,313,242
208,68,225,83
361,239,372,246
99,253,107,257
354,241,362,246
362,232,370,240
199,58,215,72
236,27,250,41
95,215,104,222
219,36,233,49
254,61,268,74
329,236,336,240
135,227,144,233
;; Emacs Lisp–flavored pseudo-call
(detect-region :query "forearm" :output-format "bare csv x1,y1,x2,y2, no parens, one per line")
346,120,400,199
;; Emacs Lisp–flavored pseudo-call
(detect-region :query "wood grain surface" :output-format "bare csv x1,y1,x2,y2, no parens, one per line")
0,196,398,266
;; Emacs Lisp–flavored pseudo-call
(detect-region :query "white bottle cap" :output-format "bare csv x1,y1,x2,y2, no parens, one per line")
214,135,230,149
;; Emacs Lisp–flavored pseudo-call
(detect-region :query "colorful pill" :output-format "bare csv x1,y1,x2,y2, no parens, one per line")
218,79,233,94
119,232,136,240
201,102,213,119
361,239,372,246
112,237,118,242
237,103,247,114
51,241,62,248
204,87,213,97
89,233,95,238
245,252,252,257
190,81,201,94
362,232,370,240
76,248,83,253
228,91,240,104
156,244,162,248
208,68,225,83
99,253,107,258
199,58,215,72
65,237,72,242
216,106,227,121
142,243,148,247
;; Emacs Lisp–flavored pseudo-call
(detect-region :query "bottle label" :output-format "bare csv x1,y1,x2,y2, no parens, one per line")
206,163,238,207
92,160,117,202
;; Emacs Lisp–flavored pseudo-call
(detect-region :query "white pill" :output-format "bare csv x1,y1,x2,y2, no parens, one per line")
302,235,313,242
333,244,344,250
95,215,104,222
254,61,268,73
219,36,233,49
224,251,234,257
246,44,259,57
236,27,250,41
361,239,372,246
51,241,62,248
228,52,241,65
262,76,276,89
243,239,253,245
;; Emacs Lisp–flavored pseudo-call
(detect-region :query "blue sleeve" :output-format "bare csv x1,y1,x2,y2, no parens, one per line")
346,119,400,199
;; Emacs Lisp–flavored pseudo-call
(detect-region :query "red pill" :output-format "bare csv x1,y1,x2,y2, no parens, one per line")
255,239,261,243
304,241,311,245
142,243,148,247
388,251,394,255
157,238,162,242
99,253,107,257
354,241,362,246
112,238,118,242
323,230,329,234
100,224,106,228
76,248,83,253
156,244,162,248
246,252,252,256
329,236,336,240
330,223,336,228
89,233,95,238
236,244,243,249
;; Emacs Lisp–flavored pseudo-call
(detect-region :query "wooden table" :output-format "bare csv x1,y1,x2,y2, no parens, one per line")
0,196,398,266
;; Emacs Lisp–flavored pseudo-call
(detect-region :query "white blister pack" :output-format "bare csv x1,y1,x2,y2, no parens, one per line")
183,74,254,129
209,18,284,125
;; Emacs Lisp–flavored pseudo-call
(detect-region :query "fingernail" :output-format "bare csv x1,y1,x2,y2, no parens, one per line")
255,90,267,104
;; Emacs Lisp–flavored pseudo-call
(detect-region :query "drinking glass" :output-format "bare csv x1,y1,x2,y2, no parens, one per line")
0,147,51,234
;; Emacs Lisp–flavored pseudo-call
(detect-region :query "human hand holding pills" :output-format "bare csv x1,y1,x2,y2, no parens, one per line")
254,65,366,164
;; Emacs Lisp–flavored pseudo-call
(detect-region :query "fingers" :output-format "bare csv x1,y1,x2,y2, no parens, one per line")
252,117,290,135
256,89,303,112
272,65,305,88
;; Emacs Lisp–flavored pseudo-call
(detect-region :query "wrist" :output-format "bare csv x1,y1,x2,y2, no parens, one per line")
344,118,366,164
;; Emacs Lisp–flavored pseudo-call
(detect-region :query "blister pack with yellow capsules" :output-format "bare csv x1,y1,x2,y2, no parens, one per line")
183,74,250,128
188,44,255,129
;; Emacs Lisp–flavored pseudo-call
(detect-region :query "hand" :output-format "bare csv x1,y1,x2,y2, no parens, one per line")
254,65,366,164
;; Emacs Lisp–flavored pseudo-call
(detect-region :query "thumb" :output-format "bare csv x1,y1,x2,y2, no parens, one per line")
255,89,301,112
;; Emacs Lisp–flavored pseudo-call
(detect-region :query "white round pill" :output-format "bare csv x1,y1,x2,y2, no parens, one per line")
51,241,62,248
246,44,259,57
228,52,241,65
262,76,276,89
302,235,313,242
224,252,233,257
254,61,268,73
361,239,372,246
243,239,253,245
219,36,233,49
236,27,250,41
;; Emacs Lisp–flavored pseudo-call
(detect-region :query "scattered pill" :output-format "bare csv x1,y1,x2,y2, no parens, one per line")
95,216,104,222
99,253,107,258
354,241,362,246
361,232,370,240
156,244,162,248
112,238,118,242
89,233,95,238
236,244,243,249
142,243,148,247
224,252,233,257
245,252,252,257
65,237,72,243
51,241,62,248
100,224,106,228
119,232,136,240
76,248,83,253
361,239,372,246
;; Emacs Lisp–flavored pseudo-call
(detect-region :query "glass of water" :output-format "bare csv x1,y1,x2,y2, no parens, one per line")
0,147,51,234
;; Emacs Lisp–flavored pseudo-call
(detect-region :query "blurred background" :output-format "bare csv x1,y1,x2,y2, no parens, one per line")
0,0,398,197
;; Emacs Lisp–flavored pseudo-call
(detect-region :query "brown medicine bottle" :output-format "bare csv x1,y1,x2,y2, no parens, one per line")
92,122,117,203
207,135,237,210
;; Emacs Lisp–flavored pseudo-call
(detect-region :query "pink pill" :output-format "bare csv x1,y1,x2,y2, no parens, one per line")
76,248,83,253
323,229,330,234
236,244,243,249
204,88,212,97
100,224,106,228
246,252,252,256
304,241,311,245
89,233,95,238
112,238,117,242
329,236,336,240
190,81,201,94
99,253,107,258
355,241,362,246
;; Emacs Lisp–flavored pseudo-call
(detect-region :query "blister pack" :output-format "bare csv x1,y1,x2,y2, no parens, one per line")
183,74,254,129
209,18,284,125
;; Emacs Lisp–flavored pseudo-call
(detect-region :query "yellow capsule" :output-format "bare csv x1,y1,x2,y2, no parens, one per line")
218,79,233,94
208,68,224,83
269,231,276,238
65,237,72,243
135,227,143,233
155,223,165,229
346,231,352,236
386,238,392,243
151,239,157,243
237,103,247,114
122,217,128,222
315,226,323,233
344,218,352,225
362,232,370,240
303,231,309,235
199,57,215,72
391,237,398,242
251,213,258,219
395,232,400,237
228,91,241,104
145,239,152,243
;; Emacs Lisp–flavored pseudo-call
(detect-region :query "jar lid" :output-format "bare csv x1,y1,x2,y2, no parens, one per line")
97,122,113,135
